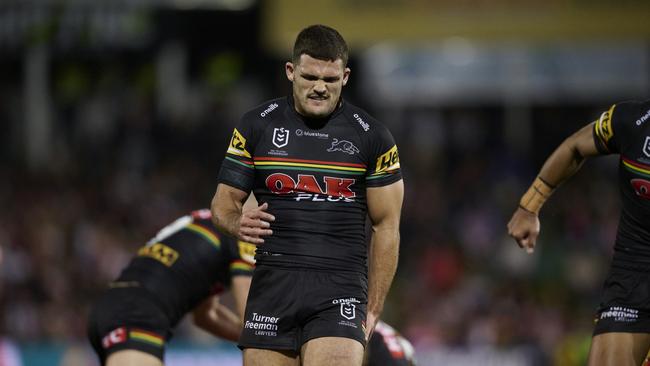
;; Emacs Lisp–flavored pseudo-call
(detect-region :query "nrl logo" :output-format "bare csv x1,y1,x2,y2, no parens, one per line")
327,139,359,155
272,127,289,148
644,136,650,158
340,302,356,320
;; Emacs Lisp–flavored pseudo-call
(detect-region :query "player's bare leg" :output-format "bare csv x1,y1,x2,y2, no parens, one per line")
105,350,162,366
587,333,650,366
243,348,299,366
301,337,364,366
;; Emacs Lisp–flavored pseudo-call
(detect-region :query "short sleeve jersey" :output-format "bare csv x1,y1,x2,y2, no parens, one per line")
218,97,402,273
116,209,256,326
593,100,650,268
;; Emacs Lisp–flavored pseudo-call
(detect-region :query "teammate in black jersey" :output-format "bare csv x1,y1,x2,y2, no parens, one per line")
508,100,650,365
87,208,256,366
211,24,404,366
364,321,416,366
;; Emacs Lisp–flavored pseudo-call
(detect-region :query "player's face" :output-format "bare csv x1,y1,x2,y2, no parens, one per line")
286,54,350,118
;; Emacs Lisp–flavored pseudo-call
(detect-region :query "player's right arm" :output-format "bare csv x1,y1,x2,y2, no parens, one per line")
507,121,603,253
211,115,274,243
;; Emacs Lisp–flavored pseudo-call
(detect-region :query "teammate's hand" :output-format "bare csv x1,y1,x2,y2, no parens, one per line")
507,206,540,254
238,202,275,244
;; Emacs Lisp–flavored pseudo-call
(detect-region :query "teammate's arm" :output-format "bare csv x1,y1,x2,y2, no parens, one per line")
211,184,274,244
192,295,243,342
365,179,404,341
507,121,602,253
231,275,252,320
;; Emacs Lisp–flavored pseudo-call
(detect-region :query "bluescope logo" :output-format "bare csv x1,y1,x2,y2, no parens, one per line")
272,128,289,148
327,139,359,155
227,128,251,158
375,145,400,173
265,173,356,202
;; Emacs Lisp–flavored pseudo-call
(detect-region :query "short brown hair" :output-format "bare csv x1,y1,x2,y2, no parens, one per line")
292,24,349,66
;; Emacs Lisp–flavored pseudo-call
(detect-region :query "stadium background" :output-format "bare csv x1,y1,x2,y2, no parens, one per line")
1,0,650,365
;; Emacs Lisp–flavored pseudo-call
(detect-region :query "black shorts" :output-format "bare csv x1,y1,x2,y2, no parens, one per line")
238,266,368,352
593,266,650,335
87,285,170,364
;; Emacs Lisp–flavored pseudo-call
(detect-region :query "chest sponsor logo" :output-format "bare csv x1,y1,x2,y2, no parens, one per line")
643,136,650,158
272,127,289,148
631,179,650,199
327,139,359,155
266,173,356,202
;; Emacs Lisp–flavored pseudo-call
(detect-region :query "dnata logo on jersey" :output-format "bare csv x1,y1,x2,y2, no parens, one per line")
327,139,359,155
227,128,252,158
643,136,650,158
138,243,179,267
353,113,370,131
266,173,356,202
595,106,615,143
272,127,290,148
631,179,650,199
636,109,650,126
260,102,279,117
376,145,400,173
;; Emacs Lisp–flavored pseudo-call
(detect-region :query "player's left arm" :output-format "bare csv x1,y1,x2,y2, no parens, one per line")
192,295,243,342
366,179,404,341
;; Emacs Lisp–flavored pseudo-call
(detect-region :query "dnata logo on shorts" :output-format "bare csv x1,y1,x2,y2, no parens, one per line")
353,113,370,131
266,173,356,202
636,109,650,126
260,103,279,117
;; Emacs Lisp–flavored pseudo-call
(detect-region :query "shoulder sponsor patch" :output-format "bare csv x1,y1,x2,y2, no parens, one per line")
138,243,179,267
238,241,257,265
595,104,616,143
375,145,400,173
227,128,252,158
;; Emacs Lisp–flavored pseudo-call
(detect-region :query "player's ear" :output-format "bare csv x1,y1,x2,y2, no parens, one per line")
342,67,351,86
285,62,295,82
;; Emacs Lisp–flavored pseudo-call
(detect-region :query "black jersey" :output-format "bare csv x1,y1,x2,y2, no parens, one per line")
593,100,650,269
116,209,255,326
218,97,402,273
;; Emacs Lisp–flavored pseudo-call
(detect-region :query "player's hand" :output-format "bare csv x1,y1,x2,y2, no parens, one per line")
364,311,379,342
507,206,540,254
238,202,275,244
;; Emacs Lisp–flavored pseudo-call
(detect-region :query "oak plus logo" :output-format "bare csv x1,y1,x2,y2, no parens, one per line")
265,173,356,202
272,127,289,148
